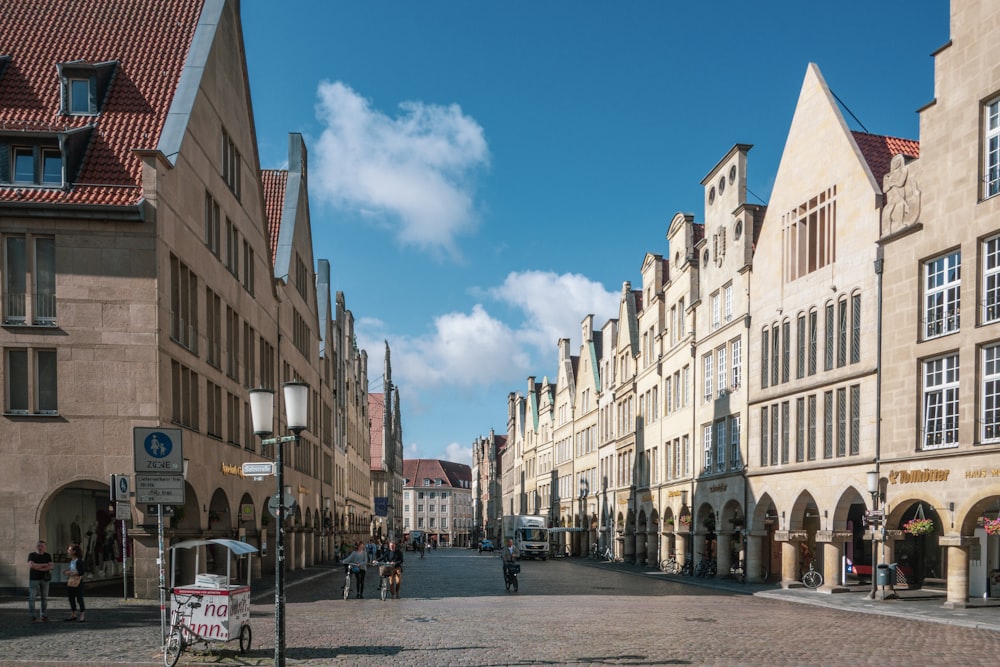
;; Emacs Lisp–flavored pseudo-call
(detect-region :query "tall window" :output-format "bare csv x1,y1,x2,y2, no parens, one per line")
169,255,198,353
807,394,817,460
850,293,861,363
717,345,727,393
796,314,806,379
781,320,790,383
837,387,847,456
703,425,712,472
808,310,818,375
783,186,837,281
850,384,860,455
204,192,220,257
6,348,57,414
837,298,848,367
922,354,959,449
761,328,770,389
983,344,1000,442
724,284,733,322
206,289,221,367
715,420,726,472
771,324,779,386
711,292,720,329
824,303,834,370
924,251,961,339
795,397,805,462
985,96,1000,198
760,406,769,466
729,415,741,469
703,354,713,402
170,360,198,429
983,234,1000,324
731,339,742,389
823,391,833,458
4,235,55,325
222,128,241,200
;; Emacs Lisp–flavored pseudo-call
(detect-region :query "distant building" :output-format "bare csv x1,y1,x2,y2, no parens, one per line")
402,459,473,547
370,343,404,542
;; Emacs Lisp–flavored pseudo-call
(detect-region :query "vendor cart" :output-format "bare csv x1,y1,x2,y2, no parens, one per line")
164,538,257,667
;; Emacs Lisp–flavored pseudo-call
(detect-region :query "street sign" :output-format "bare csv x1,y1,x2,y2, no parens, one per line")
111,474,130,500
241,461,275,477
865,510,885,519
146,505,175,517
135,473,185,504
267,495,296,519
115,501,131,521
133,427,183,473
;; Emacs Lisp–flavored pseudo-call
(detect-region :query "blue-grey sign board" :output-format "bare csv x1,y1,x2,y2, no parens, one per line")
374,497,389,517
133,427,183,473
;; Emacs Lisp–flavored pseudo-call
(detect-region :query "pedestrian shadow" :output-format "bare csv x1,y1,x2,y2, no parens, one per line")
285,645,404,658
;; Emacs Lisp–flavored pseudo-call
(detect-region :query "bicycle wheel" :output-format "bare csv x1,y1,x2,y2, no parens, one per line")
381,578,389,601
343,576,351,600
803,570,823,589
163,629,184,667
660,559,671,572
513,574,518,592
760,566,769,582
239,623,252,654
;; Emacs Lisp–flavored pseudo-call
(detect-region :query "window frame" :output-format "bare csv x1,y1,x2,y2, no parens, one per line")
922,353,960,450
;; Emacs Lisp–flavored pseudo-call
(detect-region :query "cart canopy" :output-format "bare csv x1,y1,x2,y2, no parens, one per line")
170,538,258,556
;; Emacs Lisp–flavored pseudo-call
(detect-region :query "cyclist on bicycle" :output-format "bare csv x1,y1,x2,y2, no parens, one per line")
500,538,519,580
341,542,368,598
380,540,404,598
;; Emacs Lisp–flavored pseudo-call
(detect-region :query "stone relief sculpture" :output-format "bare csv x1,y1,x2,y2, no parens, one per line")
882,153,921,234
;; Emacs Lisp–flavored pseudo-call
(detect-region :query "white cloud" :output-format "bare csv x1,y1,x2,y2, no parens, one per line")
359,304,532,394
443,442,472,466
489,270,619,353
311,81,489,257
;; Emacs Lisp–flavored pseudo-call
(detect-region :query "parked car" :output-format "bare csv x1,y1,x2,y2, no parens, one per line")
479,539,495,552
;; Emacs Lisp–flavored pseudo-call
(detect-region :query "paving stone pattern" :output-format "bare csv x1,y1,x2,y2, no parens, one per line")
2,549,1000,666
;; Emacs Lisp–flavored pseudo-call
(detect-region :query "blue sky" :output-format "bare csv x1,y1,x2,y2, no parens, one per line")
241,1,949,466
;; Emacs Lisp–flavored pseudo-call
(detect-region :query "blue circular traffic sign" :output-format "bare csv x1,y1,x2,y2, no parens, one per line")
144,432,173,459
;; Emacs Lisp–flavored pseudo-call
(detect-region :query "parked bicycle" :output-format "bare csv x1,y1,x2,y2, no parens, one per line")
660,554,681,574
694,553,717,578
801,561,823,589
680,556,693,576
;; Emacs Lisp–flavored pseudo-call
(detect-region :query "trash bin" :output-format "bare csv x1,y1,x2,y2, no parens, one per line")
876,563,897,586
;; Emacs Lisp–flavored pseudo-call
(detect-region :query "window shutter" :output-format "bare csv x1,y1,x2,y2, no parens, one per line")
0,143,8,182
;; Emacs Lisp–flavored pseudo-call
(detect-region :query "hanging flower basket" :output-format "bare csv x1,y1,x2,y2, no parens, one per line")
984,517,1000,536
903,518,934,536
678,516,691,529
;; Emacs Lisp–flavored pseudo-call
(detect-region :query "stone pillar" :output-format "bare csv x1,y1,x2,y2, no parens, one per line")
646,530,658,567
622,532,635,562
716,532,732,577
746,532,765,583
940,536,971,609
818,536,848,593
781,540,801,589
132,534,161,599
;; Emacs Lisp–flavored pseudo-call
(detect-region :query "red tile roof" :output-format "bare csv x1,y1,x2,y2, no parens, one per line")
403,459,472,488
261,169,287,264
852,132,920,188
0,0,204,207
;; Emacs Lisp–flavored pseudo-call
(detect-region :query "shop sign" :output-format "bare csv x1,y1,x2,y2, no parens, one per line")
964,468,1000,479
888,468,950,484
709,483,727,493
240,504,255,522
221,462,246,478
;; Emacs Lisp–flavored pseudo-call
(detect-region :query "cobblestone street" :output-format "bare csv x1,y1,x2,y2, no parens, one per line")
3,549,1000,666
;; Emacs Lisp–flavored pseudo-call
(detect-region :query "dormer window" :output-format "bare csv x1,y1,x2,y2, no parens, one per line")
1,126,91,188
58,60,117,116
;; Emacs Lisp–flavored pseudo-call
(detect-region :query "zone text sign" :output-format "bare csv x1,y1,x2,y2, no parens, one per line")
133,427,183,473
135,473,185,504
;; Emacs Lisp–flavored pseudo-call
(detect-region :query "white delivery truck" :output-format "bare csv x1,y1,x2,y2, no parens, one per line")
502,514,549,560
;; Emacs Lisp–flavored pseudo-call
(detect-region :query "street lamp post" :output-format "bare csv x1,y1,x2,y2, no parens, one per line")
250,382,309,667
867,470,880,601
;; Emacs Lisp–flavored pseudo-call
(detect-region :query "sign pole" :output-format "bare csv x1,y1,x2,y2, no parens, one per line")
122,520,128,600
158,504,166,644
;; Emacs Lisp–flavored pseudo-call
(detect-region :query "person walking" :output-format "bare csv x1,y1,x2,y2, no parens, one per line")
341,542,368,598
27,540,53,622
64,544,86,622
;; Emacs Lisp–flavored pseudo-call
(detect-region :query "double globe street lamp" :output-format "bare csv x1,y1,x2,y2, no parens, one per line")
250,381,308,667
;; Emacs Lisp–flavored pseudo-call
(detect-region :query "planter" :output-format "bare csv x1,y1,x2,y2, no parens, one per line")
985,518,1000,536
903,518,934,536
